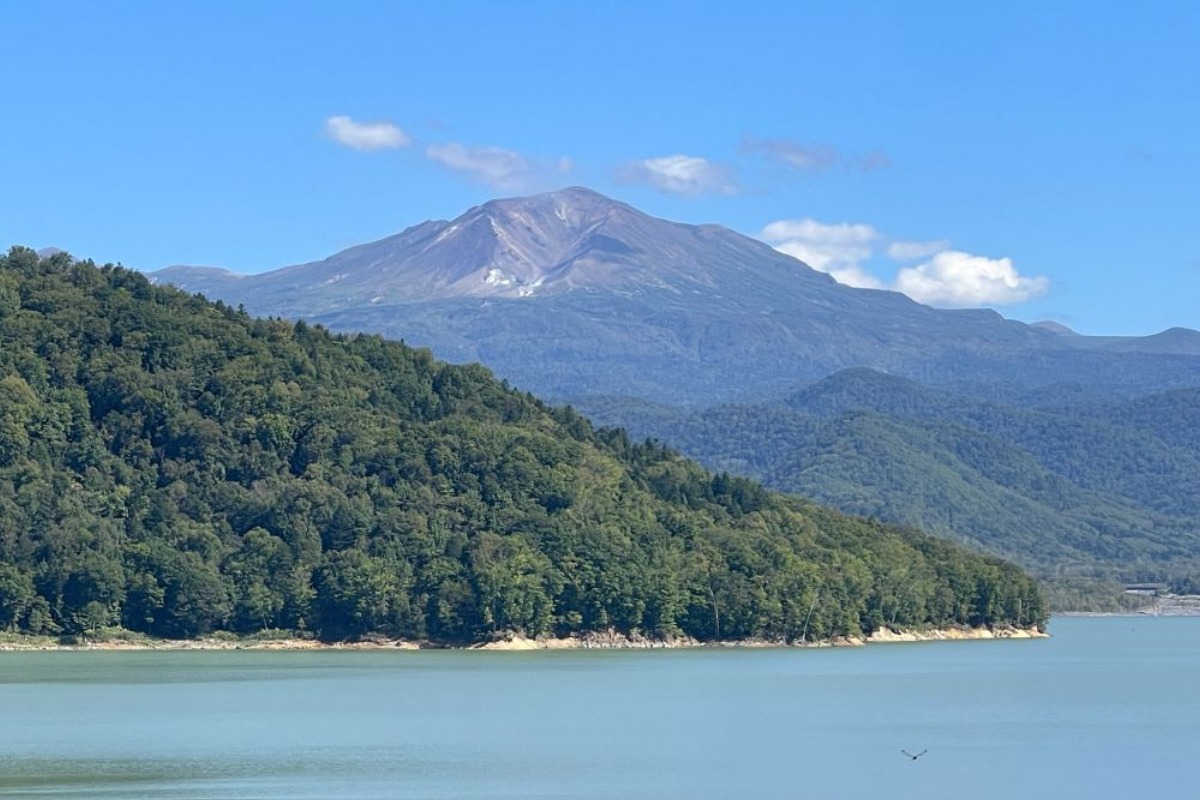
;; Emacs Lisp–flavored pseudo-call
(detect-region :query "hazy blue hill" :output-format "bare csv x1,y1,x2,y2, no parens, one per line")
785,370,1200,520
1090,327,1200,354
1087,388,1200,452
770,412,1198,569
785,367,978,419
572,373,1200,589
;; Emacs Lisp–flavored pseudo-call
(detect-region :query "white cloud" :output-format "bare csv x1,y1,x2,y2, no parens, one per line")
894,250,1049,307
760,219,1048,306
325,115,411,152
426,142,530,189
887,239,953,261
759,219,880,282
618,155,737,196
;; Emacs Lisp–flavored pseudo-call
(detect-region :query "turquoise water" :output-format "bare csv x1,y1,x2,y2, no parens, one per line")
0,617,1197,799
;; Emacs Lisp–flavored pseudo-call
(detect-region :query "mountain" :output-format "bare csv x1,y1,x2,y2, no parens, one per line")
155,187,831,304
159,187,835,307
144,189,1200,605
1029,320,1079,336
152,187,1200,405
0,246,1044,640
572,369,1200,593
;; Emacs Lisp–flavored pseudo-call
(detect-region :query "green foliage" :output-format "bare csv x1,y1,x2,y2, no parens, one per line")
0,247,1045,641
572,368,1200,606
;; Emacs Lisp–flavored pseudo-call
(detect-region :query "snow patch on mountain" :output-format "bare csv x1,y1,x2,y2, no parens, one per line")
485,268,513,287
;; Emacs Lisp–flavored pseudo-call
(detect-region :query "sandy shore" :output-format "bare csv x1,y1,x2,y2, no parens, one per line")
0,625,1047,652
861,626,1048,644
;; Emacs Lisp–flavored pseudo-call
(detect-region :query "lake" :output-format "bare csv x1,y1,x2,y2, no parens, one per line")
1,617,1197,799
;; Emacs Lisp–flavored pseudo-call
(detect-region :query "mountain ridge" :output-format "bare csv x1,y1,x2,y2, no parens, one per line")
139,190,1200,600
570,369,1200,593
153,186,843,310
150,187,1200,405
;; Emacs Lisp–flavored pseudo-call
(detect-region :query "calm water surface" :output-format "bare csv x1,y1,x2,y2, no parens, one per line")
1,617,1197,799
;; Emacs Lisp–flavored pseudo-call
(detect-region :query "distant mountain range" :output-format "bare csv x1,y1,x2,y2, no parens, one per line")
149,187,1200,599
572,370,1200,590
151,187,1200,405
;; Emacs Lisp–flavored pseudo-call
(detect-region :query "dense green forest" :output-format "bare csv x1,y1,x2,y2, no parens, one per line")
0,247,1044,641
573,368,1200,602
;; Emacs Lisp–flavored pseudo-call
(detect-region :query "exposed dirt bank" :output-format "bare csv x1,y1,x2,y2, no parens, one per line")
473,625,1047,650
0,626,1047,652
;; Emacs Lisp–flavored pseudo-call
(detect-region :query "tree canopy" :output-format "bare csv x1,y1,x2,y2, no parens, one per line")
0,247,1045,641
573,367,1200,607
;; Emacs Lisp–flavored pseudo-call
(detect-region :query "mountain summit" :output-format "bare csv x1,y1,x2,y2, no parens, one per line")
151,188,1200,404
156,186,833,312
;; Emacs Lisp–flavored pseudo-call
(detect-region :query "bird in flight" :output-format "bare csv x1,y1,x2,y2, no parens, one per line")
901,749,928,761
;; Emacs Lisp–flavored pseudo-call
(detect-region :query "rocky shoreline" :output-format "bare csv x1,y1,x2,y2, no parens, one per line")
0,625,1047,652
472,625,1048,650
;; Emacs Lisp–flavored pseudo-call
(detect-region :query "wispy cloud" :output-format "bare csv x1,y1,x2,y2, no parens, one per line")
617,155,738,196
325,115,411,152
743,138,840,173
759,218,882,288
893,251,1049,307
426,142,532,190
1124,146,1153,163
857,150,894,171
887,239,953,261
743,136,892,174
760,218,1049,307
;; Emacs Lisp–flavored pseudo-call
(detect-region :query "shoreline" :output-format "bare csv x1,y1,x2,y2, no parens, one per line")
1056,595,1200,617
474,625,1048,650
0,625,1047,652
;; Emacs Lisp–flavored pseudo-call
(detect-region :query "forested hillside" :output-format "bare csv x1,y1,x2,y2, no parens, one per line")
0,248,1044,642
573,369,1200,601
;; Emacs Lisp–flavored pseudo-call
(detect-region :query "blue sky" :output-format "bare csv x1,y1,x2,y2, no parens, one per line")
5,2,1198,336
